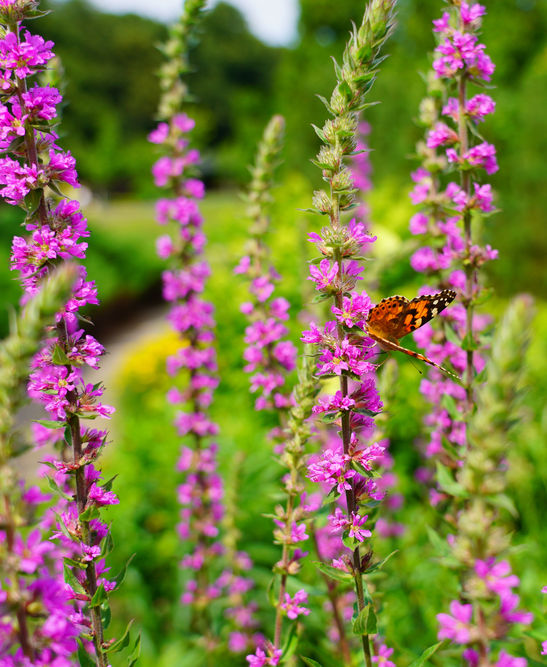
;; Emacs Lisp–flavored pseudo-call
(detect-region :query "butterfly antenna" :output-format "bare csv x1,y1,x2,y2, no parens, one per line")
409,358,423,376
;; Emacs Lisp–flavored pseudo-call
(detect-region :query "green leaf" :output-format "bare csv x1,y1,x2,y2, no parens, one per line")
311,159,335,171
75,312,94,325
311,124,326,143
6,135,26,153
38,460,56,470
90,583,108,608
101,475,117,493
342,533,360,551
47,475,73,501
406,641,445,667
313,561,353,583
311,293,331,304
280,623,299,663
105,619,134,653
352,406,381,417
436,462,469,498
33,419,66,429
461,332,480,351
80,506,101,522
51,344,71,365
64,562,86,595
441,394,460,421
338,80,353,102
364,550,398,574
322,486,340,506
101,529,114,557
64,424,73,447
47,180,65,198
101,601,112,630
359,498,382,509
113,554,136,588
25,8,52,19
24,188,43,215
486,493,518,518
473,366,487,384
352,461,382,478
356,43,373,62
316,94,333,114
53,511,73,541
320,412,340,424
352,603,377,635
425,524,450,557
301,658,324,667
64,556,86,570
267,577,277,607
77,638,97,667
353,100,380,113
126,631,141,667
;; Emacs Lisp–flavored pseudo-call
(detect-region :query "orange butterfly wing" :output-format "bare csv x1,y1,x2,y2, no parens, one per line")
366,290,459,379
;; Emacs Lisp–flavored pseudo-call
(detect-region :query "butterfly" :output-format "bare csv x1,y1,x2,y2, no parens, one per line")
365,289,459,378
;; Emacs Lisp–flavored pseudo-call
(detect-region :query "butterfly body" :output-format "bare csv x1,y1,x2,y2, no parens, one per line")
365,290,458,378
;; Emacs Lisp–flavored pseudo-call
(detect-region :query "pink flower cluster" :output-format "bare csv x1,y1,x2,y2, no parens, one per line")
1,8,120,664
437,560,532,665
150,111,258,648
408,1,497,481
432,3,494,81
302,221,388,563
235,254,297,411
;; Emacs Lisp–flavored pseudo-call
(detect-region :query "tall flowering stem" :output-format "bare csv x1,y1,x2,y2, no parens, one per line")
237,116,318,666
408,4,533,666
300,1,396,665
151,0,258,649
435,296,535,667
235,114,297,412
0,3,130,665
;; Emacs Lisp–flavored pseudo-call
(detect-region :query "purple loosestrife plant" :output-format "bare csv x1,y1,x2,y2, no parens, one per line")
409,4,535,665
151,0,258,651
433,296,535,666
298,1,400,665
0,3,134,666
